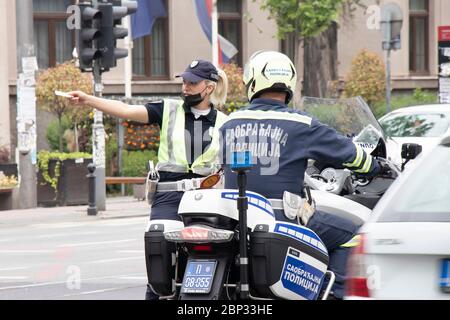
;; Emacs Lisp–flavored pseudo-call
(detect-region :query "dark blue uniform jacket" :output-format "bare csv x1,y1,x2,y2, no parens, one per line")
220,98,379,200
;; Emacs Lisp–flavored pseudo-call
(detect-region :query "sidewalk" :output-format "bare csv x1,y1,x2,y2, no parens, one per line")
0,197,149,228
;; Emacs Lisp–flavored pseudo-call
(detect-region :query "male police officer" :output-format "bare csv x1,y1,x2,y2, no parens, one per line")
220,51,381,299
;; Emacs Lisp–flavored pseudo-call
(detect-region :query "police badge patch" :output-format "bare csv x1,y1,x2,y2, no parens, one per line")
190,60,199,68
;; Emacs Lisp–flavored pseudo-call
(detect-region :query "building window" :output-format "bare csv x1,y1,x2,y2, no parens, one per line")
409,0,429,73
33,0,75,69
218,0,242,66
132,0,168,80
132,16,169,79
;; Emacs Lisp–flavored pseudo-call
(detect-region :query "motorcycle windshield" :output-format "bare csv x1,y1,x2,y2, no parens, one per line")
299,96,386,153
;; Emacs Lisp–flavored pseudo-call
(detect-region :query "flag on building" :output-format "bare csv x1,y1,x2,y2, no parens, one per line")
193,0,238,64
131,0,167,40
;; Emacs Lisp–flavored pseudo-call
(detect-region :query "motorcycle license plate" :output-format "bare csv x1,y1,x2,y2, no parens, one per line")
181,260,217,294
440,259,450,293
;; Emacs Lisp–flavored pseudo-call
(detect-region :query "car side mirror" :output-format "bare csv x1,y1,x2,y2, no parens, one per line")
401,143,422,160
400,143,422,171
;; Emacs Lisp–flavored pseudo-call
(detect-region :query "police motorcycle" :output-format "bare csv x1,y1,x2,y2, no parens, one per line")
299,96,408,210
145,151,344,301
143,96,419,300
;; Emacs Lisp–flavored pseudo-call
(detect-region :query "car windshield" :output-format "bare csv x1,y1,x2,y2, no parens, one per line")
380,112,450,138
299,96,385,152
378,144,450,222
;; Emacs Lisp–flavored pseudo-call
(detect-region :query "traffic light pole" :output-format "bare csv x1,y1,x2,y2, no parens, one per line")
75,0,137,211
92,60,106,212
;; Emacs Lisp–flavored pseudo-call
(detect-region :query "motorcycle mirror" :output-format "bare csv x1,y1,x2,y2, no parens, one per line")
401,143,422,160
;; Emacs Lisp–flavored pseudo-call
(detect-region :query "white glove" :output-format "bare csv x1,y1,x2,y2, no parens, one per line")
283,191,316,225
298,199,315,226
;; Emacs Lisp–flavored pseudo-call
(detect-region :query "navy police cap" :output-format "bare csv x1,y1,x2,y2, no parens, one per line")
176,59,219,83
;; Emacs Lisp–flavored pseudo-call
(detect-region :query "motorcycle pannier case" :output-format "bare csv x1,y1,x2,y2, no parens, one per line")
144,221,183,296
249,221,329,300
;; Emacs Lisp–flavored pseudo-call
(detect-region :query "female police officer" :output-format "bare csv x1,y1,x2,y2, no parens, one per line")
68,59,228,299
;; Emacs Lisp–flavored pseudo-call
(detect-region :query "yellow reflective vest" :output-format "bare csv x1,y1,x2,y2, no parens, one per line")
157,99,228,176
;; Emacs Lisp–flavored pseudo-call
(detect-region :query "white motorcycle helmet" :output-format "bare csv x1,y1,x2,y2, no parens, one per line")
243,51,297,103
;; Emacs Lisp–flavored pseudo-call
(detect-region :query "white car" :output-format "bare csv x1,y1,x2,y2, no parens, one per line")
344,134,450,299
379,104,450,165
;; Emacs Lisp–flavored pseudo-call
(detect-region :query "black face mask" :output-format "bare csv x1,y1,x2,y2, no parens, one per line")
181,86,208,107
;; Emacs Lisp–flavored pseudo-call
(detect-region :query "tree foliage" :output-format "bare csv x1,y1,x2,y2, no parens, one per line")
343,49,386,107
220,62,247,114
256,0,368,100
258,0,345,40
0,172,18,189
256,0,347,101
37,150,92,191
36,60,93,151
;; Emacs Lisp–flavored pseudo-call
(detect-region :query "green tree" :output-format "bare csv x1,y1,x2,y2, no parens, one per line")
343,49,386,108
36,60,92,152
256,0,364,101
220,63,247,114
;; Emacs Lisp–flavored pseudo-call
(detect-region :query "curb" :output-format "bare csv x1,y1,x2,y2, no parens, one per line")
97,213,148,220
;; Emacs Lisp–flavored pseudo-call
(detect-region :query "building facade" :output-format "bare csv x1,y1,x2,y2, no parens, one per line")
1,0,449,157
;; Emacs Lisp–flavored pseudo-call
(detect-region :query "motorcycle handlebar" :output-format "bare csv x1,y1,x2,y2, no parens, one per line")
306,157,400,194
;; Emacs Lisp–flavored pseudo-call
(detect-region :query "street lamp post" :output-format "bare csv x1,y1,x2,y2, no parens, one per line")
16,0,38,209
381,3,403,114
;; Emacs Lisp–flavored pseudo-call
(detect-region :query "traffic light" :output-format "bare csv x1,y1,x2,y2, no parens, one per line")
76,3,102,72
98,0,137,70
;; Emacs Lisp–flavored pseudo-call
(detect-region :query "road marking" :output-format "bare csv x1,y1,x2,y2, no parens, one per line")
89,256,142,264
0,231,99,242
0,276,28,280
0,273,144,291
128,227,147,231
31,222,89,229
60,285,145,298
117,276,147,281
101,220,146,227
0,267,31,272
80,287,123,295
58,239,138,248
116,250,144,254
0,250,54,254
0,239,15,243
35,232,99,239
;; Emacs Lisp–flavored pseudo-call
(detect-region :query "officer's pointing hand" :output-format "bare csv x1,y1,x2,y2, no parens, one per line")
67,91,89,105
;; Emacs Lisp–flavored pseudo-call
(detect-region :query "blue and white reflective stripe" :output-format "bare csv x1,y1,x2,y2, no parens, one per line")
227,110,312,126
221,192,275,218
275,223,328,255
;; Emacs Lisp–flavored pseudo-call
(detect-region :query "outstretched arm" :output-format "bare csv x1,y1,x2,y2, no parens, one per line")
67,90,149,123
